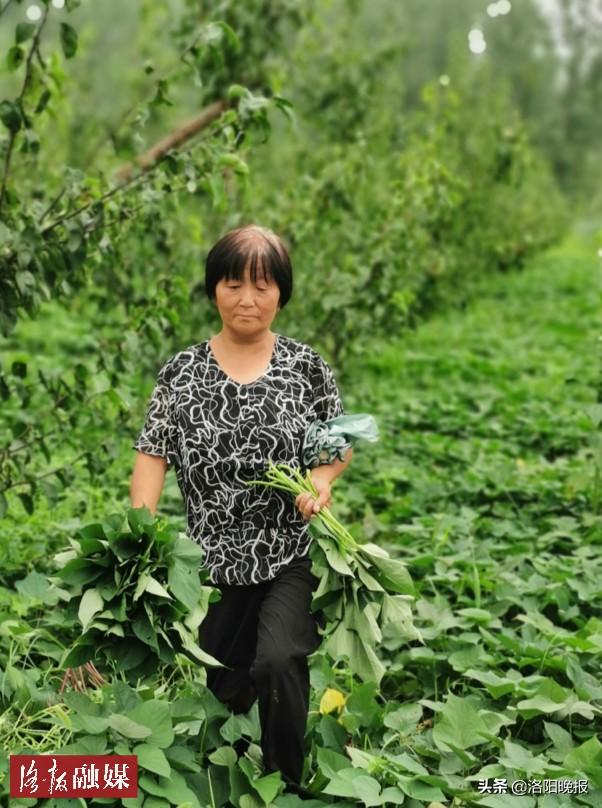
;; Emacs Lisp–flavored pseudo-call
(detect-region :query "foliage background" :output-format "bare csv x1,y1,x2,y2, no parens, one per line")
1,0,601,806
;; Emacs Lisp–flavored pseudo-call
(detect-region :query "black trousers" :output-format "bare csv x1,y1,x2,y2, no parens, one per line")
198,555,322,785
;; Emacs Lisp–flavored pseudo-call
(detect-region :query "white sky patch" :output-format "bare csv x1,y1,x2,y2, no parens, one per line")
26,4,42,20
468,28,487,54
487,1,512,17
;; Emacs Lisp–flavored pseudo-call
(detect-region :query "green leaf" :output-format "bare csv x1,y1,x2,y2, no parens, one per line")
168,559,201,610
516,679,594,720
134,743,171,777
21,126,39,153
17,492,34,515
58,735,107,755
127,505,155,533
208,21,239,50
318,538,354,576
15,23,36,44
35,88,51,114
150,78,172,107
217,153,249,175
55,557,101,586
355,563,385,591
396,775,447,802
208,746,237,767
171,536,203,565
227,84,247,101
273,95,297,125
498,739,550,777
133,571,150,602
0,100,22,132
345,681,380,727
359,544,414,594
63,642,96,668
563,735,602,787
78,587,104,630
324,622,385,684
318,714,348,752
239,796,263,808
163,745,200,773
219,711,257,745
381,787,406,804
70,714,110,735
141,770,199,806
543,721,575,756
383,702,423,735
15,571,60,605
107,713,152,740
132,613,160,652
145,575,172,599
323,767,383,806
251,771,282,805
346,602,382,644
111,639,150,671
172,621,225,668
60,23,78,59
142,799,170,808
126,700,174,748
432,694,491,752
463,668,517,698
7,45,25,72
316,747,353,779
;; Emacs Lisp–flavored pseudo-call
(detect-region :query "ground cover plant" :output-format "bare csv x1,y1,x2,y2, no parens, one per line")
1,1,600,806
249,463,421,685
1,234,600,807
0,0,567,528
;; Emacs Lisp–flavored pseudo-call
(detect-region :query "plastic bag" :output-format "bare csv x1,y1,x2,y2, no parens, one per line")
302,413,379,468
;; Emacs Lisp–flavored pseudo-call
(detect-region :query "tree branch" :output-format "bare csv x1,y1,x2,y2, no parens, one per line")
0,4,50,215
113,99,228,182
0,0,15,19
1,451,90,493
41,110,232,234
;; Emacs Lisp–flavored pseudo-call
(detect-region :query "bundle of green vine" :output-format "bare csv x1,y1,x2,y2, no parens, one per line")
247,462,424,684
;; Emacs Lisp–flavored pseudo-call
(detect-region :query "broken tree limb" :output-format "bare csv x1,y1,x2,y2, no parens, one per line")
113,99,229,183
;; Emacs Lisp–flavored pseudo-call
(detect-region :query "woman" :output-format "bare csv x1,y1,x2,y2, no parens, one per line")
129,224,353,794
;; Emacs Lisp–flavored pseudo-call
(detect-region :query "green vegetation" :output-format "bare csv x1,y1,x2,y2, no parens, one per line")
1,0,600,806
2,235,599,806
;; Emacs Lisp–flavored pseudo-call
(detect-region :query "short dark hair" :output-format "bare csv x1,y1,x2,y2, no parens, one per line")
204,225,293,308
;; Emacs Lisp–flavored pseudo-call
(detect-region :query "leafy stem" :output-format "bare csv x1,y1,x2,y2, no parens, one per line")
247,462,360,553
0,3,50,214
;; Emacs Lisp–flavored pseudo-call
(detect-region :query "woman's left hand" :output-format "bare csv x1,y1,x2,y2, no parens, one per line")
295,473,332,521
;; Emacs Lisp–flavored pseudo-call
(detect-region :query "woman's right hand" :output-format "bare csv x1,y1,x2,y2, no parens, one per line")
295,477,332,521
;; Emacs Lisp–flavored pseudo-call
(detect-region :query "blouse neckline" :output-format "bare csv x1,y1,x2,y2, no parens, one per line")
205,332,281,387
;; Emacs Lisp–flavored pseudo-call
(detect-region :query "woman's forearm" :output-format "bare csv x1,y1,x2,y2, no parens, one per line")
309,447,353,486
130,452,168,515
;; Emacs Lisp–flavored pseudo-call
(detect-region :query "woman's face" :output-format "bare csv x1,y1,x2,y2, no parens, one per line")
214,262,281,337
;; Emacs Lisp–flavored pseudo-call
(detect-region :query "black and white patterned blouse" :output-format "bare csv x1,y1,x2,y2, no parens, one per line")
132,333,348,585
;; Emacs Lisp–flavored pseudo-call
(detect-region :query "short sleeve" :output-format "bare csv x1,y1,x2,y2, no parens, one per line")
310,351,345,423
132,361,179,469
